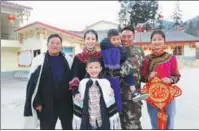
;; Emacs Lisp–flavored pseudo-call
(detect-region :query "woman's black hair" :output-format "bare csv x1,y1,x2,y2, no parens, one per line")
85,57,104,78
47,34,62,43
83,29,98,41
150,30,166,42
107,29,120,39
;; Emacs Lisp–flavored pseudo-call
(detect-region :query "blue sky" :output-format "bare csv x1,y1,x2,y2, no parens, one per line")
11,1,199,31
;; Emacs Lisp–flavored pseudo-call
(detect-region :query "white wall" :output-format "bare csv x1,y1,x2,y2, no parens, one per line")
184,45,195,57
20,35,43,64
75,45,83,54
1,40,21,48
1,48,19,72
21,35,43,51
87,22,118,30
40,35,48,53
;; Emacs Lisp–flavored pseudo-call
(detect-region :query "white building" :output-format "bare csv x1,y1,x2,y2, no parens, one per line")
83,20,118,31
1,1,32,74
14,21,84,68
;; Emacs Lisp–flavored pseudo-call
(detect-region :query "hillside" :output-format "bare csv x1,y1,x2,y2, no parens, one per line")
184,15,199,38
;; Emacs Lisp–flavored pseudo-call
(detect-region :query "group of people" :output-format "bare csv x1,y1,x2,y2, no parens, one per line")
23,26,181,130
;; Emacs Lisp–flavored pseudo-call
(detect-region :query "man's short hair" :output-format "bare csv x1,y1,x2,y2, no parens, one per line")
121,26,135,34
47,34,62,43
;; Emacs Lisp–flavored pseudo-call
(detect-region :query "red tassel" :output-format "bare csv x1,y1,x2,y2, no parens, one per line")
157,111,168,129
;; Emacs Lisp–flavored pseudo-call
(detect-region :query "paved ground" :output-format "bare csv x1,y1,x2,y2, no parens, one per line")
1,68,199,129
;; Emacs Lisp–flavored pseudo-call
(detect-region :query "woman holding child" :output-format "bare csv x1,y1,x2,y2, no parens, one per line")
69,29,121,129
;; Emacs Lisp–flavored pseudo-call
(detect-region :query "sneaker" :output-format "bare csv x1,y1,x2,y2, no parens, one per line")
132,92,150,102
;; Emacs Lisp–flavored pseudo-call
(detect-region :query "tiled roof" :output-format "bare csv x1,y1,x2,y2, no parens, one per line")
15,21,83,39
135,31,199,43
93,30,199,43
66,29,199,44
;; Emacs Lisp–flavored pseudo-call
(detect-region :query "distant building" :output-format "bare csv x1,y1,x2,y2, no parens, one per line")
1,1,32,73
1,1,84,76
14,21,84,69
135,31,199,60
68,20,199,60
83,20,118,31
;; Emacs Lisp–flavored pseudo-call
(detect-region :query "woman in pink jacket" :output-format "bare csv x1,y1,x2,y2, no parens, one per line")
141,30,181,129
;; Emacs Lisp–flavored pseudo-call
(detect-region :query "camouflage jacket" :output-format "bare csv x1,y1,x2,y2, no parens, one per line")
120,46,145,87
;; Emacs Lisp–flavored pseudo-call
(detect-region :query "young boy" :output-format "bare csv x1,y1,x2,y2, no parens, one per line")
100,29,149,103
73,58,121,130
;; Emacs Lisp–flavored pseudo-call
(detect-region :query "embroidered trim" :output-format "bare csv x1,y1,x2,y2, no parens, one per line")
148,52,172,73
83,48,96,55
76,51,101,63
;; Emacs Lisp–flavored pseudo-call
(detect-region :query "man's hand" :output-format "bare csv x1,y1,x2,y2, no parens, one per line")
74,93,82,101
161,77,171,84
36,105,42,112
148,72,157,81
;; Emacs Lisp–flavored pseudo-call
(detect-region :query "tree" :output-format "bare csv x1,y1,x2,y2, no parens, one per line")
118,2,129,30
142,22,152,31
118,0,158,29
156,14,164,29
171,1,184,30
158,21,164,29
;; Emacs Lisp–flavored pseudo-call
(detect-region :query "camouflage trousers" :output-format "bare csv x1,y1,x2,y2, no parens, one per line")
120,100,142,129
120,80,143,130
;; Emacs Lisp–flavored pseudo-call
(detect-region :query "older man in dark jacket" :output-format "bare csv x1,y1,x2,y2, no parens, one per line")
23,34,73,129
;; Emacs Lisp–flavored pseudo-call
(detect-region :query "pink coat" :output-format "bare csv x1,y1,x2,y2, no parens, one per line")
141,52,181,84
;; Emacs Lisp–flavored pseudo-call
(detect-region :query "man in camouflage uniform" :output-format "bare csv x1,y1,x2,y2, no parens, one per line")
119,26,145,129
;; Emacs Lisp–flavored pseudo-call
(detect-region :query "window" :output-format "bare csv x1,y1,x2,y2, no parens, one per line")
33,49,41,57
62,47,74,57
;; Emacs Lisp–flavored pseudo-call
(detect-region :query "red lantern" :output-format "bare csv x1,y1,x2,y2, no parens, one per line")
8,14,12,20
8,14,16,24
13,15,16,20
136,25,144,32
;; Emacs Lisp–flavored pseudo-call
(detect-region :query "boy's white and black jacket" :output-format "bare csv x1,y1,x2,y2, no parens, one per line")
73,78,121,129
23,52,73,129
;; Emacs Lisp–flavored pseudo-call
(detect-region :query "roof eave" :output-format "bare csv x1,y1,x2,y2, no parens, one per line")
136,40,199,44
14,21,83,39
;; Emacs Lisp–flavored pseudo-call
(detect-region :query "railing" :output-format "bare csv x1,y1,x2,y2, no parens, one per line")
1,26,19,40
